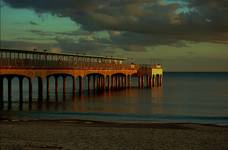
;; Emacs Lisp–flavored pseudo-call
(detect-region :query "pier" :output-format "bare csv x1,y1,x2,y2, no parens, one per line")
0,49,163,108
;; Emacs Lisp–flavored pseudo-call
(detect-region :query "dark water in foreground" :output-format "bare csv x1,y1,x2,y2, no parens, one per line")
1,72,228,124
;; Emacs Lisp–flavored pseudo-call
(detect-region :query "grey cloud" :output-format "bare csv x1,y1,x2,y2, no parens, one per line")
3,0,228,49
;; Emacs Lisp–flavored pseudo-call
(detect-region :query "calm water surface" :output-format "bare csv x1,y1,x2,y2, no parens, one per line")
1,72,228,124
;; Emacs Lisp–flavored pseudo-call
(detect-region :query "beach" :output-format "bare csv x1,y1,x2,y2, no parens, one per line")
1,120,228,150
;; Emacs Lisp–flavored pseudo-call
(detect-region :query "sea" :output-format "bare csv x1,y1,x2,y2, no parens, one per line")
1,72,228,125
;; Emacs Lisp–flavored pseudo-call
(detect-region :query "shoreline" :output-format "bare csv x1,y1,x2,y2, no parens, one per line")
1,119,228,150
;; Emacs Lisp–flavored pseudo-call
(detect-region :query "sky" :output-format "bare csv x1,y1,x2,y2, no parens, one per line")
0,0,228,72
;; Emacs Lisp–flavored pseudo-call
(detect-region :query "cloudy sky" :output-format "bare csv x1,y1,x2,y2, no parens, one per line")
0,0,228,71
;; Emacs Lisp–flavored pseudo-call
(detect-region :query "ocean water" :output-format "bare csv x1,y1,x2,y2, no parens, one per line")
1,72,228,124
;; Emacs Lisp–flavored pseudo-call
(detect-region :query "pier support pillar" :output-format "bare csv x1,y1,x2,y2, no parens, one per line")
63,76,66,96
28,78,32,103
19,77,23,110
141,76,144,88
79,76,83,94
55,76,59,99
102,76,105,90
146,75,150,88
73,76,76,95
107,76,110,90
38,77,43,101
149,76,152,88
7,77,12,109
152,75,155,87
0,77,3,109
93,75,96,90
46,76,50,100
128,75,131,88
88,76,91,91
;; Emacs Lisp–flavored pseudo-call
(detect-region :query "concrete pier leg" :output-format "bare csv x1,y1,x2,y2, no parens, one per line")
79,77,83,94
152,76,155,87
160,75,163,86
93,75,96,90
124,76,127,88
55,76,58,99
128,76,131,88
98,77,102,90
0,77,3,109
115,76,118,89
28,78,32,102
156,75,159,87
38,77,43,101
46,76,50,100
19,77,23,110
8,77,12,110
28,78,33,107
88,76,91,91
141,76,144,88
138,76,141,88
120,77,123,88
107,76,110,90
102,76,105,90
73,76,76,96
63,76,66,96
146,76,150,88
149,76,152,88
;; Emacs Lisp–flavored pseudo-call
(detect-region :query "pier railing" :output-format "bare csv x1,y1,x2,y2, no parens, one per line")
0,49,138,70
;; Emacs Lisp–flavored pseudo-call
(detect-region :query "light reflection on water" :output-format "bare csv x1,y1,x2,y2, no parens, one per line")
1,72,228,124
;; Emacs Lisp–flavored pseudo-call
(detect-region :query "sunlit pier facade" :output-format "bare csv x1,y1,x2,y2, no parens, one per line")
0,49,163,109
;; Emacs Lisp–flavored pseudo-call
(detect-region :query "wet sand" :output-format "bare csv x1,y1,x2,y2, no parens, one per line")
1,120,228,150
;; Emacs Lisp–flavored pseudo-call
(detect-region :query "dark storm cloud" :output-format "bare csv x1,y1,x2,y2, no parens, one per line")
3,0,228,49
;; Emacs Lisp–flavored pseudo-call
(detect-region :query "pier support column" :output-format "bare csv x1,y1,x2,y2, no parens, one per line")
102,76,105,90
128,75,131,88
159,75,163,86
0,77,3,109
93,75,96,90
146,75,150,88
7,77,12,109
149,76,152,88
19,77,23,110
79,76,83,94
141,75,144,88
107,76,110,90
115,76,118,89
46,76,50,100
38,77,43,101
28,78,32,105
124,76,127,88
152,75,155,87
156,75,159,87
73,76,76,95
88,76,91,91
111,76,114,89
63,76,66,96
55,76,59,99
